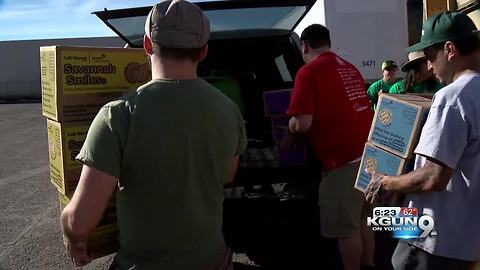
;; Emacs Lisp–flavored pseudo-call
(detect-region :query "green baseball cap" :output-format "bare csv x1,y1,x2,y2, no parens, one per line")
381,60,398,71
406,11,479,52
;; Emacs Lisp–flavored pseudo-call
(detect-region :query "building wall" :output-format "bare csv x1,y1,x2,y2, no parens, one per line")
0,36,126,99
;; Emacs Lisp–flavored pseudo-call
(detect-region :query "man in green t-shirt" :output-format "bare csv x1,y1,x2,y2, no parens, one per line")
367,60,399,110
60,1,247,269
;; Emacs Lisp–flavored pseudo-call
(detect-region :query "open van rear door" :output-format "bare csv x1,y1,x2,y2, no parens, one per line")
93,0,315,48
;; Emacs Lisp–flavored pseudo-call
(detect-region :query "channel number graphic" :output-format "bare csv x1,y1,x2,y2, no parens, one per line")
368,207,435,239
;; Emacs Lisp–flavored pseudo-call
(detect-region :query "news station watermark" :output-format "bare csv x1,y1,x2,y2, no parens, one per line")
367,207,437,239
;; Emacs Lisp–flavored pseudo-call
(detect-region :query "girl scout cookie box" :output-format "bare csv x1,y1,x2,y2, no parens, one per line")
47,119,90,197
59,193,119,259
368,94,431,158
40,46,151,122
354,142,414,192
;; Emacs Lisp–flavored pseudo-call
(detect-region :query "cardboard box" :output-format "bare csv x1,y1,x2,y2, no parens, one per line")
354,142,414,192
47,119,90,196
271,116,290,141
368,94,431,158
263,89,292,116
59,194,119,259
406,93,434,100
40,46,150,122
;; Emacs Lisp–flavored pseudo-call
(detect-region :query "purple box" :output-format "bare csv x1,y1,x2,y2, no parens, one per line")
263,89,292,116
271,116,290,141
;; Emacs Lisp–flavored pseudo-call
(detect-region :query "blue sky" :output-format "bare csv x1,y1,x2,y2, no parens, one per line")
0,0,159,41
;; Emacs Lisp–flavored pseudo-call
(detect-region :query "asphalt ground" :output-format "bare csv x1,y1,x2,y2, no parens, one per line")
0,102,400,270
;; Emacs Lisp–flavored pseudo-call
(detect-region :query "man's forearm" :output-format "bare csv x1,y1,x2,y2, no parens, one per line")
385,163,449,193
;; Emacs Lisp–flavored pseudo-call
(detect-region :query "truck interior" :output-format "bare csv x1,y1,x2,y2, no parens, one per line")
93,0,320,187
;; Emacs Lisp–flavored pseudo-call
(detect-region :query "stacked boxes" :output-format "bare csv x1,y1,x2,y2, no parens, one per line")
42,46,150,193
263,89,307,165
41,46,151,259
355,94,431,192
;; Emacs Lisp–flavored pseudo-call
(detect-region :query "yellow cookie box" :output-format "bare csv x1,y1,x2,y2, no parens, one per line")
46,118,90,197
40,46,150,122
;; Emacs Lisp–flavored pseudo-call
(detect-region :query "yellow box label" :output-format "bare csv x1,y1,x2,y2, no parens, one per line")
47,120,64,192
41,49,58,119
60,50,150,94
65,125,89,169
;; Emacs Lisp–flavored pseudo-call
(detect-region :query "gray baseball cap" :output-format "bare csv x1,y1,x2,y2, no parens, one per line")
145,0,210,49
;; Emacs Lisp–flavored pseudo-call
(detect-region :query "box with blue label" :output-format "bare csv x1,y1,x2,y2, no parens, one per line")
368,94,431,158
263,89,292,116
354,142,414,192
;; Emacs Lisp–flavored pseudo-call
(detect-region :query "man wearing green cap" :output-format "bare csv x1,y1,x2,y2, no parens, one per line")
367,60,399,110
364,11,480,269
60,0,247,269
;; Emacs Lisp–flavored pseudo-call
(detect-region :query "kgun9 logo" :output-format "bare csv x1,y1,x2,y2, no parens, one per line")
367,207,436,239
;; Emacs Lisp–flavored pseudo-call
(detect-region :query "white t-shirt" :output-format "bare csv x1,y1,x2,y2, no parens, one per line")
405,73,480,261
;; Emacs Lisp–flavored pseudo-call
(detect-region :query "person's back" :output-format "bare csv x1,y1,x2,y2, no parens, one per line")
96,78,244,268
295,52,373,170
60,1,246,269
287,24,375,270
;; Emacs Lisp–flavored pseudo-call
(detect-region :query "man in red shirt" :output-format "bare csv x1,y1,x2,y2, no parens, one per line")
287,24,374,270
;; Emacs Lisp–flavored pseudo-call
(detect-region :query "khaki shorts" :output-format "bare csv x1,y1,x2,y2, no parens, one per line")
318,161,366,238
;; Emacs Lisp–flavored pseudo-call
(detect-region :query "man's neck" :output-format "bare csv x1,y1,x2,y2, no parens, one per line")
150,56,198,80
306,47,330,63
452,53,480,82
383,78,395,84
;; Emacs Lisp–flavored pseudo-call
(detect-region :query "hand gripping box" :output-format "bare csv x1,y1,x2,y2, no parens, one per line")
59,193,119,259
354,142,414,192
368,94,431,158
46,119,90,197
40,46,151,122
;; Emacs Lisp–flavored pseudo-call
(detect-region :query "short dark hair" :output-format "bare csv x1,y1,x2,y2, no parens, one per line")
151,42,203,61
431,35,480,55
300,24,331,49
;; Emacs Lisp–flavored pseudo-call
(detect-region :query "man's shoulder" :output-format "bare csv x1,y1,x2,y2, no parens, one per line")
99,89,137,120
433,73,480,108
306,53,359,75
391,80,405,88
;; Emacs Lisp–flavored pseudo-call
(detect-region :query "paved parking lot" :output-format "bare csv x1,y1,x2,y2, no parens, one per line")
0,103,115,269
